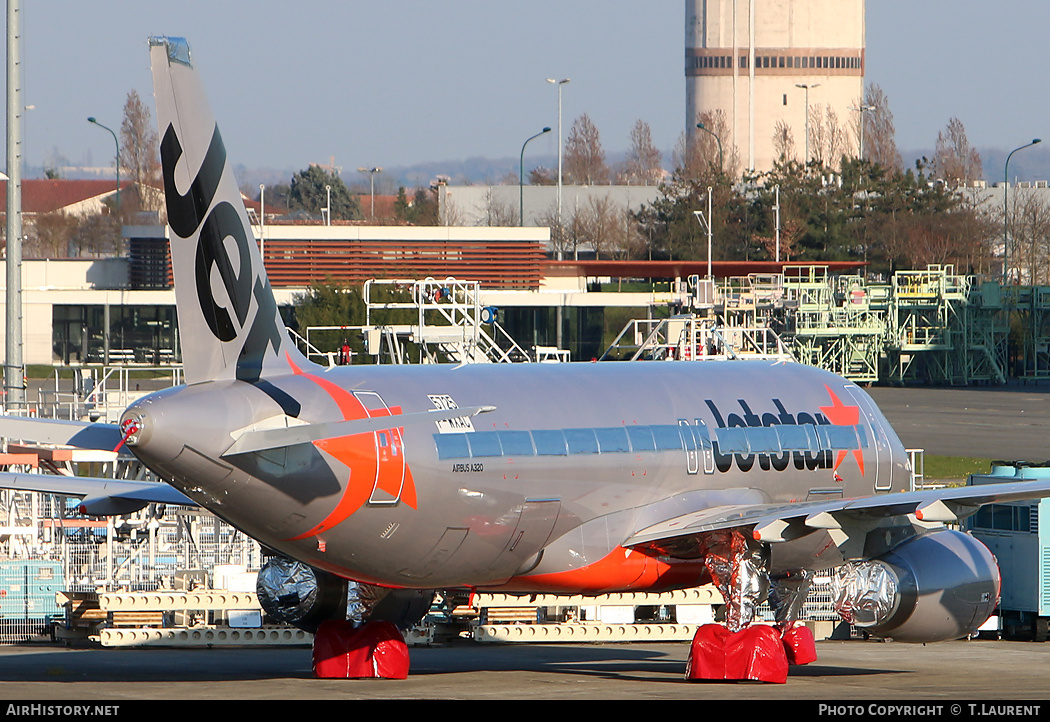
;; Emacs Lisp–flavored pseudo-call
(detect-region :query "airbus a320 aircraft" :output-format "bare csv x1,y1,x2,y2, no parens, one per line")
1,36,1048,681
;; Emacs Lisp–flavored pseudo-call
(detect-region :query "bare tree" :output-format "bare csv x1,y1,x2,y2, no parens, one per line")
618,120,663,185
808,105,845,168
72,214,122,257
439,196,464,227
564,114,610,185
562,202,589,260
1010,187,1050,284
578,195,620,259
476,189,518,227
824,107,846,167
528,167,556,185
674,109,738,181
27,211,80,258
861,84,902,171
615,207,645,260
119,90,162,215
671,131,697,179
772,121,796,165
932,117,983,186
537,203,570,258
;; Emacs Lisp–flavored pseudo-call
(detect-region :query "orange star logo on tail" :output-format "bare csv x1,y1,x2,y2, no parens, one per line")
819,385,865,476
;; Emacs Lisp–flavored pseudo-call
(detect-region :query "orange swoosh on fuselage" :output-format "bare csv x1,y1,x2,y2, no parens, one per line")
284,354,416,540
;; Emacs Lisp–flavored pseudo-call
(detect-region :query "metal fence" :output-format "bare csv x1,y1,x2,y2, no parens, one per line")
1,492,263,585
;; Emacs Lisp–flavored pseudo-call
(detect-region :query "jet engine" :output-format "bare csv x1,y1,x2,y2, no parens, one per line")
256,557,349,633
830,529,999,643
256,556,436,633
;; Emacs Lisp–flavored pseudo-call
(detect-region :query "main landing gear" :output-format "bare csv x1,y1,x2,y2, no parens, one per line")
260,539,816,683
256,556,430,679
685,530,816,684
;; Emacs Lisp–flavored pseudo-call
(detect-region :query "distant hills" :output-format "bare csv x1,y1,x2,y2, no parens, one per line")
42,145,1050,196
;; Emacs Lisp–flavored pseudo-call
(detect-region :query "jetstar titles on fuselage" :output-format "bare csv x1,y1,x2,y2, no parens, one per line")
703,391,865,475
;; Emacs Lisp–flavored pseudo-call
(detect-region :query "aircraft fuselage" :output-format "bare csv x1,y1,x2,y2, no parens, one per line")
123,358,910,593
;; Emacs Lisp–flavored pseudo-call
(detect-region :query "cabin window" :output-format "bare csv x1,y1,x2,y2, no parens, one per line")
498,430,535,456
775,425,810,451
625,426,656,452
595,427,631,453
466,431,503,458
532,430,568,456
716,427,750,454
825,425,860,450
565,428,600,455
435,433,470,460
747,427,781,454
651,425,685,451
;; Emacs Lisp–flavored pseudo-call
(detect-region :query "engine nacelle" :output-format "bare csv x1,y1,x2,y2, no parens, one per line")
256,556,436,633
831,529,999,643
256,557,348,633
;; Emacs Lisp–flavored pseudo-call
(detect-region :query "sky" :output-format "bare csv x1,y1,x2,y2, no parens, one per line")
6,1,1050,183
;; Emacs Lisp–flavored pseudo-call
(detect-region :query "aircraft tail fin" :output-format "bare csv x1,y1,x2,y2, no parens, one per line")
149,37,310,385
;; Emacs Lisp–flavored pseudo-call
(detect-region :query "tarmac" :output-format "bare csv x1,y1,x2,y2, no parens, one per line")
867,382,1050,461
0,638,1048,701
2,382,1049,702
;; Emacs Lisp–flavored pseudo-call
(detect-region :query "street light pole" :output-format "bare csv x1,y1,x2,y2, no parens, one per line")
259,184,265,263
795,83,820,165
519,127,551,226
6,0,23,409
851,104,875,161
546,78,570,258
774,184,781,263
693,186,714,280
1004,138,1042,283
87,117,120,215
357,167,382,221
695,122,723,174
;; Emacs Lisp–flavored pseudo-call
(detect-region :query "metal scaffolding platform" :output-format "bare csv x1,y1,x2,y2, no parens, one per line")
306,277,560,365
886,266,1007,385
784,268,886,383
600,265,1013,386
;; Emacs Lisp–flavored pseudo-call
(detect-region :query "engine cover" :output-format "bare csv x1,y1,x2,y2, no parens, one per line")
256,557,348,633
256,557,436,632
831,529,999,643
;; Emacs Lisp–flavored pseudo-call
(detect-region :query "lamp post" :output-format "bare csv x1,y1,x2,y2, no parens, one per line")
87,116,120,368
794,83,820,165
693,186,714,280
6,0,23,409
851,104,875,160
774,184,781,262
546,78,570,258
519,127,551,226
259,184,265,264
695,122,723,174
357,167,382,221
87,117,120,215
1004,138,1042,283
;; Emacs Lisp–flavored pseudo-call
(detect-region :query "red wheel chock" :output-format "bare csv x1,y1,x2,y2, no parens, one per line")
685,623,815,683
312,620,410,679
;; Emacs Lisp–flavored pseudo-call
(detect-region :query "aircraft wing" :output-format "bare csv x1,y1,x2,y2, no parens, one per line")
624,479,1050,554
0,471,195,516
0,417,126,453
